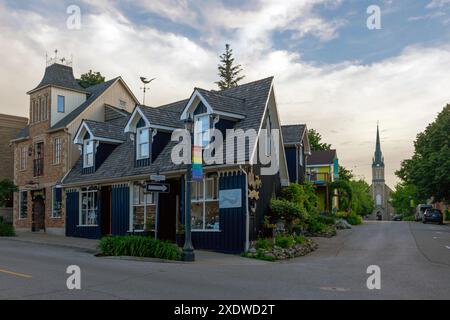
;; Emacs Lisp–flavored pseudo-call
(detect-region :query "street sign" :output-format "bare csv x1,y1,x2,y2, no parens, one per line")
150,174,166,182
145,183,170,194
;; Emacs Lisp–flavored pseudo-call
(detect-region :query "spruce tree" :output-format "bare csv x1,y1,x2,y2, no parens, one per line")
215,44,245,90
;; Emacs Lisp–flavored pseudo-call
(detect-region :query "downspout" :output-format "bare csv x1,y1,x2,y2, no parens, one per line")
239,165,249,252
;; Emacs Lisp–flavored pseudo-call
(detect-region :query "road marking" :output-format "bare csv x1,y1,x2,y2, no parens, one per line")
320,286,350,292
0,268,32,279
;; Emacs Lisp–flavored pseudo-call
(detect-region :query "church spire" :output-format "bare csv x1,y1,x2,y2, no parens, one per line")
372,123,384,167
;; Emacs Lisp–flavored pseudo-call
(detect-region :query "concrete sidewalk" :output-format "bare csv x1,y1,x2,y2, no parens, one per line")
2,231,99,253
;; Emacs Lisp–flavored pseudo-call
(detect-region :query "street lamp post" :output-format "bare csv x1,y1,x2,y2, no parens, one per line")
183,115,195,262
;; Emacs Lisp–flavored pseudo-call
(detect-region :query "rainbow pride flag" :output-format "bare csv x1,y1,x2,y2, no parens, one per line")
192,145,203,181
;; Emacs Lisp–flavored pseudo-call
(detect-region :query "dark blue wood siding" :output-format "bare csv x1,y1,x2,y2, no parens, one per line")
190,172,246,253
285,147,297,183
111,184,130,235
65,189,101,239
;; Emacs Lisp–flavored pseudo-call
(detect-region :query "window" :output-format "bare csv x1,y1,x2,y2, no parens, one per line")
194,115,210,147
57,95,65,113
136,127,150,160
52,187,62,218
191,176,219,231
83,140,94,168
131,184,156,231
119,99,127,109
376,194,382,206
19,191,28,219
20,147,27,170
53,137,61,165
34,142,44,177
80,188,98,226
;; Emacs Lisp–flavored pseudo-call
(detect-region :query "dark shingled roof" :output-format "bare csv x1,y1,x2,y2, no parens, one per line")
196,88,246,116
281,125,306,145
14,125,30,140
83,120,126,142
307,150,337,166
28,63,86,94
50,77,119,130
63,77,274,186
139,105,184,129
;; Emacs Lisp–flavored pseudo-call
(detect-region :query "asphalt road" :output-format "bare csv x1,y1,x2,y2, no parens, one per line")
0,221,449,300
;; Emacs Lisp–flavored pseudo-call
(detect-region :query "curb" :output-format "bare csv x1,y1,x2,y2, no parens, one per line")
1,236,99,254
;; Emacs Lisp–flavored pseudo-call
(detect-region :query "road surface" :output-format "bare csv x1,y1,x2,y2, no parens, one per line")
0,221,449,299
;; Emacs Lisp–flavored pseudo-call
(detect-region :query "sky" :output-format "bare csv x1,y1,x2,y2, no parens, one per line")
1,0,450,188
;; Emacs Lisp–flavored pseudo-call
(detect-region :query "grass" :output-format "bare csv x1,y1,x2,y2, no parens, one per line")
0,222,15,237
99,236,182,260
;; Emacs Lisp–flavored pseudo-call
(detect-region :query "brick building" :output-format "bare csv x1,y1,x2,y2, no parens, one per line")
0,114,28,222
11,60,138,234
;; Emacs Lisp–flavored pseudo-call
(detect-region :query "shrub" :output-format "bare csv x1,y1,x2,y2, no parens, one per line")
294,235,307,245
317,215,335,226
307,216,327,233
255,238,272,250
403,215,415,222
255,249,276,262
346,213,362,226
0,222,15,237
336,211,349,219
281,183,318,212
270,198,307,232
275,234,295,248
99,236,181,260
445,210,450,222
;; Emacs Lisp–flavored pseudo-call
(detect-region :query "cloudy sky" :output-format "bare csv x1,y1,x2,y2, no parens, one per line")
1,0,450,188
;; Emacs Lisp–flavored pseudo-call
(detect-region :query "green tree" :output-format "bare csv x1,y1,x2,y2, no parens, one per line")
339,165,354,181
216,44,245,90
308,128,331,151
0,179,18,207
78,70,105,88
349,180,374,216
396,104,450,203
389,183,420,215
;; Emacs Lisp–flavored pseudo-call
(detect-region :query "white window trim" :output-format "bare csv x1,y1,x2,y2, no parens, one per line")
130,184,156,232
191,176,220,232
136,127,150,160
51,186,62,219
83,140,94,168
265,115,271,157
79,189,98,226
194,113,210,148
53,137,62,165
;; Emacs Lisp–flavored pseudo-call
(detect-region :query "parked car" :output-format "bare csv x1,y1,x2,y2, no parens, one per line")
415,204,432,221
422,209,444,225
392,215,403,221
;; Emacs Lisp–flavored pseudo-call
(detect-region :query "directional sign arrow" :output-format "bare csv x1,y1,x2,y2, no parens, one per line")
146,183,170,193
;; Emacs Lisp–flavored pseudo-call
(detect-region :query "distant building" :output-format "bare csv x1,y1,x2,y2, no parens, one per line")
369,124,394,220
306,149,339,212
0,114,28,223
281,124,311,184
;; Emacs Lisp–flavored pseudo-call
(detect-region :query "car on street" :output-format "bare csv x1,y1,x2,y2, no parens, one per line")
422,208,444,225
415,204,432,221
393,214,403,221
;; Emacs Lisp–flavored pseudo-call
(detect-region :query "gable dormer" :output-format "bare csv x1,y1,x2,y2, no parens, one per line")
74,120,124,174
125,105,182,167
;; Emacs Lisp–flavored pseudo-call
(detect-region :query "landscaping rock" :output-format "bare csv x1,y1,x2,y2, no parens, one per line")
335,219,352,230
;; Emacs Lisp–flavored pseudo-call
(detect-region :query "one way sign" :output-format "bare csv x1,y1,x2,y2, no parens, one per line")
145,183,170,194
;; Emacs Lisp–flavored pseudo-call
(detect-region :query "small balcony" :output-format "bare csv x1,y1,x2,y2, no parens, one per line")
308,172,331,185
33,158,44,177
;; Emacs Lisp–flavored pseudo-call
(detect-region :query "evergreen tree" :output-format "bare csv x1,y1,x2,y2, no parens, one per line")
216,44,245,90
78,70,105,88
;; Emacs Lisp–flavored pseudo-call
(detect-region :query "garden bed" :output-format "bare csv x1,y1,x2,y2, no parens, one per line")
243,235,318,261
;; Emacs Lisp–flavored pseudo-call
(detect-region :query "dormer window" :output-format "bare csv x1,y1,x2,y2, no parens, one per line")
194,114,210,147
136,127,150,160
83,139,94,168
57,95,65,113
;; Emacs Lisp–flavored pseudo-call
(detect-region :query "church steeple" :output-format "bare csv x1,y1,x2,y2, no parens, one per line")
372,123,384,167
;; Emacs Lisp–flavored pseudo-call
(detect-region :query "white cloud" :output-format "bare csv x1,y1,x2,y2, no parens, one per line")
0,1,449,188
426,0,450,9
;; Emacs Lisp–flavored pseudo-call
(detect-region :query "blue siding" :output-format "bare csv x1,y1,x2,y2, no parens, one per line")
190,173,246,253
111,184,130,235
65,190,101,239
285,147,297,183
